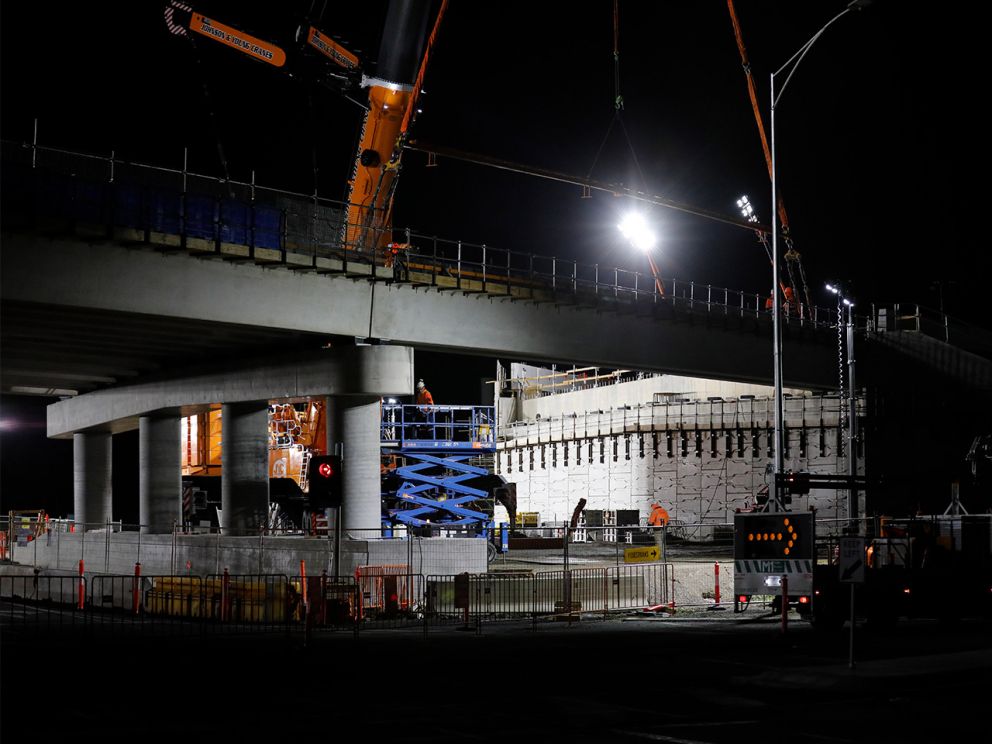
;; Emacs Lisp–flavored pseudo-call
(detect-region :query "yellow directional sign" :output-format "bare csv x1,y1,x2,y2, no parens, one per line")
624,546,661,564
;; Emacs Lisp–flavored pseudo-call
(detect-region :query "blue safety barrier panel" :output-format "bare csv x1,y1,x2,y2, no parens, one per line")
253,205,282,249
220,199,249,245
114,182,145,228
184,194,216,240
147,189,182,235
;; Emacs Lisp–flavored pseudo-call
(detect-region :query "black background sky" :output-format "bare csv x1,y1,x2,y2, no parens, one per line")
1,2,987,517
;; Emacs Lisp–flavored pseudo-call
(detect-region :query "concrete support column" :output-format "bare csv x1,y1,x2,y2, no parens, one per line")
221,402,269,534
73,432,112,532
330,396,381,535
139,415,181,534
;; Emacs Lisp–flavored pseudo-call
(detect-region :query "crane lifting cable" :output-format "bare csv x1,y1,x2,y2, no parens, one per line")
726,0,813,318
164,3,235,191
585,1,664,294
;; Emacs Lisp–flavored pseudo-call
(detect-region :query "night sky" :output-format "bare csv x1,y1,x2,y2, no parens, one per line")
1,2,986,516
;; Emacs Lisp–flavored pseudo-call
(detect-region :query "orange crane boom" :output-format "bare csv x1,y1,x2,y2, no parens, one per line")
343,0,447,255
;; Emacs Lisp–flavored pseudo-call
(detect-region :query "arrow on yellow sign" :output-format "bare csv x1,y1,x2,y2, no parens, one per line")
623,546,661,564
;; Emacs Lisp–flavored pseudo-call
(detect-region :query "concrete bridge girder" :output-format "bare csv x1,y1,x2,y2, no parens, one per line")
2,233,842,534
3,234,839,392
51,346,413,534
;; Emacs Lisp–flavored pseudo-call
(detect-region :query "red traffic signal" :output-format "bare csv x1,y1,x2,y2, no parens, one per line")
308,455,342,508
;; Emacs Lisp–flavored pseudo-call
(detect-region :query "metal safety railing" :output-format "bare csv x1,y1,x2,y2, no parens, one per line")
380,404,496,448
0,137,842,327
871,303,992,360
1,563,674,637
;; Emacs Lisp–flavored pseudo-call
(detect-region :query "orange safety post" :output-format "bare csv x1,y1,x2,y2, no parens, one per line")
781,575,789,634
319,569,328,625
221,567,231,622
77,559,85,610
132,562,142,615
714,562,721,608
355,567,364,621
300,560,308,609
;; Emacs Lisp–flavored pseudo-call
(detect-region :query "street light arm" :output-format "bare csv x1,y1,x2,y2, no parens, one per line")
773,6,854,107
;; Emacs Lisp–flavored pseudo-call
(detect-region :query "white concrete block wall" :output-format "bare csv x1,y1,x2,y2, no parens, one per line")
11,533,486,577
497,397,863,532
516,373,808,422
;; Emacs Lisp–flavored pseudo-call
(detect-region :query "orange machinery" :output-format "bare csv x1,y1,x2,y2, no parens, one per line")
181,401,327,494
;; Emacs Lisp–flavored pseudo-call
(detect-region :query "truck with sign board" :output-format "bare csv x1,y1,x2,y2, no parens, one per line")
735,511,992,627
809,514,992,628
733,511,815,618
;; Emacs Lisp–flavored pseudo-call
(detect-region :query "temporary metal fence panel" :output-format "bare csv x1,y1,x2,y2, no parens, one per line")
668,561,732,608
292,574,360,633
605,564,669,610
142,576,207,636
0,575,87,634
354,567,424,629
469,572,536,620
201,574,292,634
532,571,573,618
87,574,206,637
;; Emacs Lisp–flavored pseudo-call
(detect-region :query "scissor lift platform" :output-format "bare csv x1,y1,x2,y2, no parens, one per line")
381,404,496,530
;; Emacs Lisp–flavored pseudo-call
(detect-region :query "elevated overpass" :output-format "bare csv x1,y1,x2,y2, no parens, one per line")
1,141,839,397
0,141,860,535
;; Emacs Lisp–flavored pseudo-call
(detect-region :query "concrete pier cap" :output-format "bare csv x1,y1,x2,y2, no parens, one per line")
47,345,414,437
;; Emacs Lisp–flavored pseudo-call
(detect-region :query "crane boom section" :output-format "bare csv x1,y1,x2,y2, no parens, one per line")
188,12,286,67
305,26,359,70
726,0,787,230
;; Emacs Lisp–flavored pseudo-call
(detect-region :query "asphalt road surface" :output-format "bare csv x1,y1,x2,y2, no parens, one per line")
3,606,990,742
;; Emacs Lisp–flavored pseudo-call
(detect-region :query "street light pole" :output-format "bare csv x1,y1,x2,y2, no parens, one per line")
768,1,866,511
846,302,858,527
828,283,859,528
770,74,784,509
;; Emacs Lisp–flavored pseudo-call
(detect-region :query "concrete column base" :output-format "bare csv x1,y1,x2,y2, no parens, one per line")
221,402,269,534
139,415,181,534
73,432,112,532
330,396,382,536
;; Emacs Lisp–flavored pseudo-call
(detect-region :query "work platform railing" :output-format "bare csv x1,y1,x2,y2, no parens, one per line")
380,404,495,450
1,138,844,327
872,303,992,360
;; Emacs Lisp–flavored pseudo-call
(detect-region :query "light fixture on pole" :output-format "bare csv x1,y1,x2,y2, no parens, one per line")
769,1,867,510
618,211,665,295
736,195,759,224
826,282,859,528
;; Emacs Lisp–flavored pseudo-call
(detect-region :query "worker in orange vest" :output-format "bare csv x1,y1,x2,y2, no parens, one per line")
415,379,434,407
782,286,795,316
764,293,775,312
648,502,670,527
415,379,435,438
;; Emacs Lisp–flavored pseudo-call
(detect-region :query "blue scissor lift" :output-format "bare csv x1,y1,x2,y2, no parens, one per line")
381,404,503,546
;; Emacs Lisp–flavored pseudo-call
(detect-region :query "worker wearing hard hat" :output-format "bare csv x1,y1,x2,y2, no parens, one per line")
415,379,435,437
416,379,434,407
648,502,670,527
782,286,795,316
